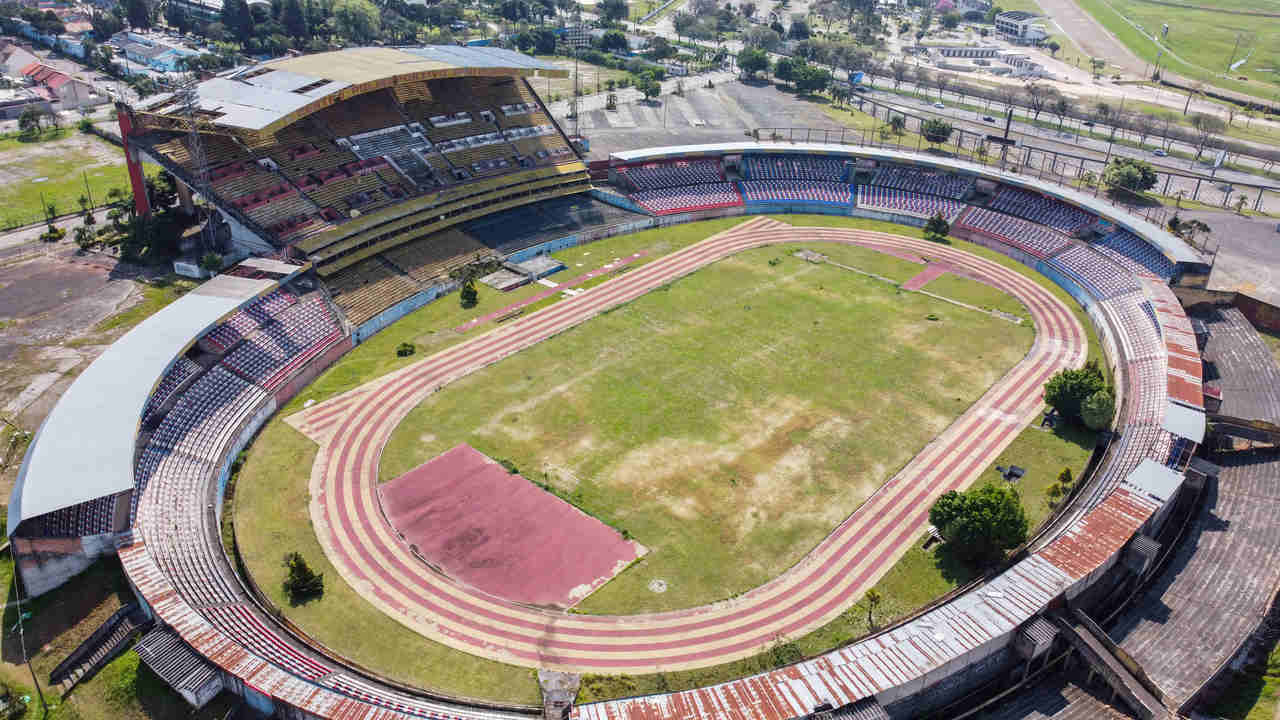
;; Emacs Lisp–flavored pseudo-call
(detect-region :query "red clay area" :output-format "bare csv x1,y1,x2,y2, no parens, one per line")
378,444,646,608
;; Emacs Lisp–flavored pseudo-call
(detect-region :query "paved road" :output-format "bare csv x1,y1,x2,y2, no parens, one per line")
290,217,1084,673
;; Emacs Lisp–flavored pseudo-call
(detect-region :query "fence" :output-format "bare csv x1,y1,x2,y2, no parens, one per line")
758,110,1276,231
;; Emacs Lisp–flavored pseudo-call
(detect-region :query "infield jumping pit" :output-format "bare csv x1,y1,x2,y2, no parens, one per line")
378,443,646,608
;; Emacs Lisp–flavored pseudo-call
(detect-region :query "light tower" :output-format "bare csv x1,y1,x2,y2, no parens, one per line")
173,82,218,255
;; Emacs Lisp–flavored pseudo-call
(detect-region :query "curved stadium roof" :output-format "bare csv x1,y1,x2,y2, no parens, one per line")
134,46,568,135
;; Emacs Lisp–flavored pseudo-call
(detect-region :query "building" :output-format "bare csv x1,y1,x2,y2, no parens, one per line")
932,45,1001,59
111,31,201,73
0,41,40,77
994,10,1048,43
953,0,992,17
20,61,105,109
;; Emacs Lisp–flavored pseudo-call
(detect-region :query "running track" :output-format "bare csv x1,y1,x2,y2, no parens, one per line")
288,218,1087,673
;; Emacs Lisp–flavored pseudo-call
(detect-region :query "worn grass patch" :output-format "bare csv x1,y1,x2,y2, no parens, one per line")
0,132,132,229
378,245,1032,614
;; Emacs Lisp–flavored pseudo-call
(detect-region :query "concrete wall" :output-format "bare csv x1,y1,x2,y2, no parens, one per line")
13,532,120,597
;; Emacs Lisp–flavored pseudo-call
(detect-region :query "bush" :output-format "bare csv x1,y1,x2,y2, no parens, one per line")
78,117,93,133
396,342,415,357
39,225,65,242
1081,388,1115,430
282,552,324,603
459,279,478,308
1102,157,1158,194
1043,362,1107,422
923,212,950,243
929,483,1028,567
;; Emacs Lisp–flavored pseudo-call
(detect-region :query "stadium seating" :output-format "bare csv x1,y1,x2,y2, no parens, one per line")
26,495,117,538
742,154,847,182
1095,229,1176,280
325,259,422,327
309,89,406,139
990,186,1096,234
855,186,965,220
871,164,972,199
957,207,1070,258
620,160,724,190
1047,244,1139,300
382,230,493,285
220,296,342,391
199,289,298,354
632,182,742,215
739,180,853,206
142,356,203,426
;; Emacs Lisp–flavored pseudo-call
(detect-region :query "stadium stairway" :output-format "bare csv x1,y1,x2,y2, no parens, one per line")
1051,610,1165,720
50,603,152,693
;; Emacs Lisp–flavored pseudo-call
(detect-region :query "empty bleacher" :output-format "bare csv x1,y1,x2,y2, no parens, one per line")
309,89,405,139
382,230,493,285
991,186,1096,234
871,164,972,199
620,159,724,190
742,154,847,182
856,185,965,220
1047,244,1139,300
325,258,422,327
739,180,852,206
143,356,203,426
632,182,742,215
220,295,342,391
26,495,118,538
958,207,1071,258
198,289,298,354
1094,229,1175,280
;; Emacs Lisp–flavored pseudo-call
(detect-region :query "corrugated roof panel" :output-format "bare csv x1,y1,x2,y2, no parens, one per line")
1037,487,1158,578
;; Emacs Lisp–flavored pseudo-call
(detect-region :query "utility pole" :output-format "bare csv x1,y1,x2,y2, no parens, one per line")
13,579,46,715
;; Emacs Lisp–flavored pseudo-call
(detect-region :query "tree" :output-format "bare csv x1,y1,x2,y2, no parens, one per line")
929,483,1028,567
282,552,324,603
737,46,770,79
793,63,831,95
1050,95,1070,132
744,26,782,51
924,211,950,243
220,0,252,42
73,225,95,251
889,59,909,90
1043,363,1106,422
122,0,151,28
459,278,479,308
282,0,307,38
1081,389,1114,430
17,106,41,138
333,0,380,42
1023,82,1053,121
199,252,223,274
1102,157,1158,194
941,11,960,29
166,0,191,34
788,17,810,39
1046,40,1060,57
888,114,906,137
774,56,796,87
865,588,881,629
598,0,629,23
920,118,954,146
599,29,629,52
1189,112,1226,160
637,72,661,101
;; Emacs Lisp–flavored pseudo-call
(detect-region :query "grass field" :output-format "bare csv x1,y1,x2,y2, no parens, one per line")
1072,0,1280,102
532,57,634,101
0,131,130,230
1207,635,1280,720
235,214,1101,704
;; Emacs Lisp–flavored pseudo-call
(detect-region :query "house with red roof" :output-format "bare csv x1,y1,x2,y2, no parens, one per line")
20,61,104,110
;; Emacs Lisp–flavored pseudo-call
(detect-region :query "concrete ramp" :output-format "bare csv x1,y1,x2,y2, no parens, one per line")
1052,611,1166,720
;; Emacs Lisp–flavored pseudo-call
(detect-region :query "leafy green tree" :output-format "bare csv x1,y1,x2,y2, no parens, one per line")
122,0,151,28
1081,389,1115,430
793,64,831,95
166,0,190,34
599,29,629,52
1043,362,1106,422
888,114,906,137
598,0,628,24
737,47,770,79
199,252,223,274
282,552,324,603
637,72,661,101
459,278,478,308
333,0,380,43
73,225,95,251
1102,157,1158,194
17,106,41,138
929,483,1028,567
774,57,796,87
923,212,950,243
920,118,954,146
220,0,252,41
282,0,308,38
941,12,960,29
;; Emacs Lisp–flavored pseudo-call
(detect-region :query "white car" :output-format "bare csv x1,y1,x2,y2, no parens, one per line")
1153,148,1168,157
932,101,945,109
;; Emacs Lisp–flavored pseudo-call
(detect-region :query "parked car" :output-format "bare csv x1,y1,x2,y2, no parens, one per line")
982,115,995,123
1082,120,1095,127
1153,148,1168,157
933,101,945,109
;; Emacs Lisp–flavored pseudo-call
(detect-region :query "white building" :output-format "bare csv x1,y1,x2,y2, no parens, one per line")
994,10,1049,44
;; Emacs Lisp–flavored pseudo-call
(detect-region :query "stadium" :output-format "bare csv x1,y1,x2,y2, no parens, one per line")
8,44,1280,720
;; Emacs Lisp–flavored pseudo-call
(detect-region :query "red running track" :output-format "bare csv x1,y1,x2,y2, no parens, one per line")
289,217,1086,673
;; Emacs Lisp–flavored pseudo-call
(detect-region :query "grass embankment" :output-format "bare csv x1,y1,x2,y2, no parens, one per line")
0,553,235,720
235,215,1098,705
1071,0,1279,102
0,131,131,231
1207,637,1280,720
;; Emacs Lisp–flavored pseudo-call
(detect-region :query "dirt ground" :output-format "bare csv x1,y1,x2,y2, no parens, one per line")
0,133,121,185
0,246,150,501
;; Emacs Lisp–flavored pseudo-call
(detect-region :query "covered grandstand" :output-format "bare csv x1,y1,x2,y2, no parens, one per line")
14,137,1275,720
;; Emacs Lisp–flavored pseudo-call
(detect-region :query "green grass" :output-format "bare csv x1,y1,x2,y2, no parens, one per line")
236,214,1100,705
1258,328,1280,367
921,271,1033,324
1207,636,1280,720
89,276,198,335
0,132,131,230
1072,0,1280,102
